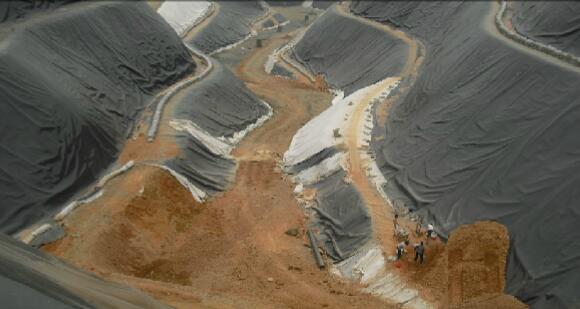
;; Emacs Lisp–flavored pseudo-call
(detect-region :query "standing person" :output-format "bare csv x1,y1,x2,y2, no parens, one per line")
414,241,425,264
415,215,423,237
396,240,409,260
393,214,400,238
426,224,434,238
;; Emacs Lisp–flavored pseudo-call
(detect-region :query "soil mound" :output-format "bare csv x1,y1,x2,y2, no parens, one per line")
447,221,510,306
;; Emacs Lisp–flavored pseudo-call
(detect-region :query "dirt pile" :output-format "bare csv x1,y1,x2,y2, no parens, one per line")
447,221,509,305
394,220,526,308
44,159,392,309
447,294,527,309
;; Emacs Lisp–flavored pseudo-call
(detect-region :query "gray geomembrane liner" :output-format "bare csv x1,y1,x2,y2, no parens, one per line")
0,1,77,23
166,134,236,195
351,1,580,307
312,1,335,10
293,5,407,95
173,61,270,138
311,170,372,260
188,1,266,54
0,1,195,234
167,61,270,195
512,2,580,58
0,233,169,309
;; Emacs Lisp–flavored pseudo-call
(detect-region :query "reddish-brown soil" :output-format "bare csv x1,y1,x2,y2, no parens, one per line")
446,294,528,309
447,222,510,305
43,27,393,308
390,221,526,308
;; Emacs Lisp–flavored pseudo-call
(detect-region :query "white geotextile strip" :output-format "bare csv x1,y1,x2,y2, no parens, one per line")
169,119,234,158
358,93,395,205
21,224,52,244
149,3,215,142
221,101,273,145
283,80,398,167
147,44,214,142
96,160,135,188
54,190,104,222
158,1,212,37
262,20,290,32
209,2,272,56
495,1,580,67
170,100,273,155
331,243,431,308
293,152,345,186
278,26,317,82
23,160,134,244
152,164,207,203
54,161,135,222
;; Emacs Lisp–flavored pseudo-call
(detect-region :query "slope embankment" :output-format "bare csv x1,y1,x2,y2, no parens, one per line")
0,1,195,234
351,1,580,307
186,1,268,54
292,5,407,95
510,2,580,58
0,232,169,309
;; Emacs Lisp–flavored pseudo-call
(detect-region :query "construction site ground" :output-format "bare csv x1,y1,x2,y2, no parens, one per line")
42,6,394,309
43,4,527,309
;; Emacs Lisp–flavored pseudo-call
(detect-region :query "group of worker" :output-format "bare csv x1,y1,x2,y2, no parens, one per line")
393,214,434,264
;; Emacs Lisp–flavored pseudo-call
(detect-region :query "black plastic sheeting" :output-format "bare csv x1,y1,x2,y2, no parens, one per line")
0,233,169,309
312,1,335,10
266,1,300,7
273,12,287,24
166,134,236,194
285,147,339,175
0,0,77,23
271,63,295,79
188,1,265,54
310,170,372,260
167,60,270,194
262,19,275,29
173,61,270,138
351,1,580,308
293,5,406,95
511,2,580,58
0,1,195,234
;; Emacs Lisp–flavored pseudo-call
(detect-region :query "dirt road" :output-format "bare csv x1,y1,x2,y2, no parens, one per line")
335,3,445,306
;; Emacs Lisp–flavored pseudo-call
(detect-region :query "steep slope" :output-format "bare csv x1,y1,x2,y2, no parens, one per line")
0,0,77,23
511,2,580,58
352,1,580,308
293,5,406,95
0,1,195,233
187,1,266,54
0,232,168,308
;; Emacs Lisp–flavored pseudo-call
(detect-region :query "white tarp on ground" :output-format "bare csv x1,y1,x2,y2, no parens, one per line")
158,1,212,36
294,152,344,185
283,80,398,167
170,119,234,158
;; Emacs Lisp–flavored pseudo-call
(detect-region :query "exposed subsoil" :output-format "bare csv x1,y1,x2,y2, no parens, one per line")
43,8,393,308
41,4,528,309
